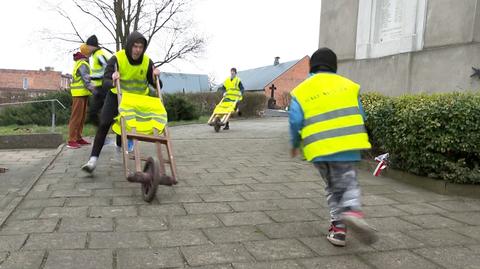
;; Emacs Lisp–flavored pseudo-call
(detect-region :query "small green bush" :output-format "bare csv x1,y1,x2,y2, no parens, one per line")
182,92,223,115
361,92,480,184
0,91,72,126
163,93,200,122
174,92,267,117
238,93,267,117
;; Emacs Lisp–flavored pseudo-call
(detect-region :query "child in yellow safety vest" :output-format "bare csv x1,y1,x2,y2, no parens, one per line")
67,51,95,149
289,48,378,247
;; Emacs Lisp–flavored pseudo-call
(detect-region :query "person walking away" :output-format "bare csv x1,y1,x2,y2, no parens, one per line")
217,67,244,130
83,35,111,126
67,50,95,149
289,47,378,246
81,31,162,173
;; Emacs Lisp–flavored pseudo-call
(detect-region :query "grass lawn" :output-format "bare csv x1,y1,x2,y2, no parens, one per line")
0,116,210,140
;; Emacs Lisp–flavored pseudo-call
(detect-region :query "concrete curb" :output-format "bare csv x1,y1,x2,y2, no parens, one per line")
359,160,480,198
0,143,65,227
0,133,63,149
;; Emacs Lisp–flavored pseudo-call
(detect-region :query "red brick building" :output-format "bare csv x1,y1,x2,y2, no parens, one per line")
237,56,310,108
0,68,71,103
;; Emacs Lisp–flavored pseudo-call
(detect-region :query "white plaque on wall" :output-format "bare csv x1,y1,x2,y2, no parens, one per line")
356,0,427,59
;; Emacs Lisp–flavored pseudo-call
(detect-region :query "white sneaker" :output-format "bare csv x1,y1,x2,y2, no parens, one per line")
81,158,97,174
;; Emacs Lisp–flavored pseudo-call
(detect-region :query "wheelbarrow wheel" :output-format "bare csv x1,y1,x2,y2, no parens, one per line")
214,117,221,133
142,156,160,202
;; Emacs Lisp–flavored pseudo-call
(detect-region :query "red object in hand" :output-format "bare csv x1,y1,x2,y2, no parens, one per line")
373,153,389,176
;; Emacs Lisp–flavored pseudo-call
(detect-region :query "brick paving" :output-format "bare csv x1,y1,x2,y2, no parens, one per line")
0,118,479,268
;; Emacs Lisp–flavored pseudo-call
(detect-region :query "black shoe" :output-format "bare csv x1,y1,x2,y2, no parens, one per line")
223,123,230,130
326,222,346,247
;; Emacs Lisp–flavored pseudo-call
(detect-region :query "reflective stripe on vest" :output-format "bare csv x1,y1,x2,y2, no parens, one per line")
111,49,150,95
223,76,243,101
91,49,110,87
290,73,371,161
112,92,168,135
70,60,92,97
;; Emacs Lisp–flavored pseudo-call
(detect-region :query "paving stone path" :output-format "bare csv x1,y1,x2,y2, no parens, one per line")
0,118,479,268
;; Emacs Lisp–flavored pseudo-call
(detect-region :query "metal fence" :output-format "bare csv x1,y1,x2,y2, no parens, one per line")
0,99,67,132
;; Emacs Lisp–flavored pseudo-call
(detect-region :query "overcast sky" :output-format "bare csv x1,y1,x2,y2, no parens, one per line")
0,0,320,82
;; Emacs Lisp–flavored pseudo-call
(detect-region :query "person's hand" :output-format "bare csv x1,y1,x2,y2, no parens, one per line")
290,148,300,158
153,68,160,76
112,71,120,81
87,84,97,95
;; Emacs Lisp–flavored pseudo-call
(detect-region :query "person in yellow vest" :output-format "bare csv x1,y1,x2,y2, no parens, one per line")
217,68,244,130
289,48,377,247
67,51,95,149
83,35,111,126
81,31,162,173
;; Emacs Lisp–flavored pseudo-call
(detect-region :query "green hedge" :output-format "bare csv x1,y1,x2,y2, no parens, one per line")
163,93,200,122
0,91,267,126
0,91,72,126
361,92,480,184
181,92,267,117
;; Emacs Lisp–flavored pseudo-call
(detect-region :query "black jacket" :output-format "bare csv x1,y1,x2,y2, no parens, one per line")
103,31,162,90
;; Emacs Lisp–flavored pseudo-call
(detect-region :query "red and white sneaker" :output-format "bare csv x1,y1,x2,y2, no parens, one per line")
327,222,346,247
67,141,81,149
77,138,91,145
341,210,378,245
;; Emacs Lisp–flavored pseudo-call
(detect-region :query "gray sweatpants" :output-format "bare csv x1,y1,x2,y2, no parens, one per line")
314,162,362,222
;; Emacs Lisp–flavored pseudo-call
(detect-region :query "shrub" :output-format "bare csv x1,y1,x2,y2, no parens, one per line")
182,92,223,115
163,93,200,121
361,92,480,184
0,91,72,126
172,91,267,117
238,92,267,117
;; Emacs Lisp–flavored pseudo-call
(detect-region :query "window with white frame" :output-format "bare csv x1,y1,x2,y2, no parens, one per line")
356,0,428,59
22,77,29,90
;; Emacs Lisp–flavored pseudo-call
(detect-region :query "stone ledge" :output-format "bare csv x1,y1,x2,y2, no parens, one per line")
359,160,480,199
0,133,63,149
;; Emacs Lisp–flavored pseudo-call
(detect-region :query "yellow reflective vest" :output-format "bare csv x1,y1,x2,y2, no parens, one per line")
70,60,93,97
91,49,110,87
223,76,243,101
112,92,168,135
111,49,150,95
290,73,371,161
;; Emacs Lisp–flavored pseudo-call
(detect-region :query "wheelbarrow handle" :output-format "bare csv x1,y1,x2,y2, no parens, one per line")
114,64,122,96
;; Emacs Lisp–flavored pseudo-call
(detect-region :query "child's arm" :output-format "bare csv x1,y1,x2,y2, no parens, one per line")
289,97,304,149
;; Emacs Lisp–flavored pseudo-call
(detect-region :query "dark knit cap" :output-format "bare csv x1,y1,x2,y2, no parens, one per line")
86,35,99,47
309,47,337,73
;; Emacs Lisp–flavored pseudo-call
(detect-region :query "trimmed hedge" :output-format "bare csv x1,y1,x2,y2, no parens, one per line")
0,91,72,126
163,93,200,122
361,92,480,184
0,91,267,126
181,92,267,117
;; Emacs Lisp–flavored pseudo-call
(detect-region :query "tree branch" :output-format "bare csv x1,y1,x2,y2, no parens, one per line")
72,0,117,42
57,9,84,42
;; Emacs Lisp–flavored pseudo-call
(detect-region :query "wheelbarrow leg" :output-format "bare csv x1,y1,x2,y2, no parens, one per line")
164,128,178,184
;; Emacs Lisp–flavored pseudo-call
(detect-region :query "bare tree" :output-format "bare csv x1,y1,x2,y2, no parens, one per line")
49,0,204,66
207,72,217,91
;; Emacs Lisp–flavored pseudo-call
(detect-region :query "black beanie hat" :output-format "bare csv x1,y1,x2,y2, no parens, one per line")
309,47,337,73
86,35,99,47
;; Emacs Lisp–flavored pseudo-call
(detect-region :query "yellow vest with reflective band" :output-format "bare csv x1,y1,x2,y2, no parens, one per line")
111,49,150,95
290,73,371,161
112,92,168,135
70,60,92,97
213,100,237,114
223,76,243,101
91,49,110,87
